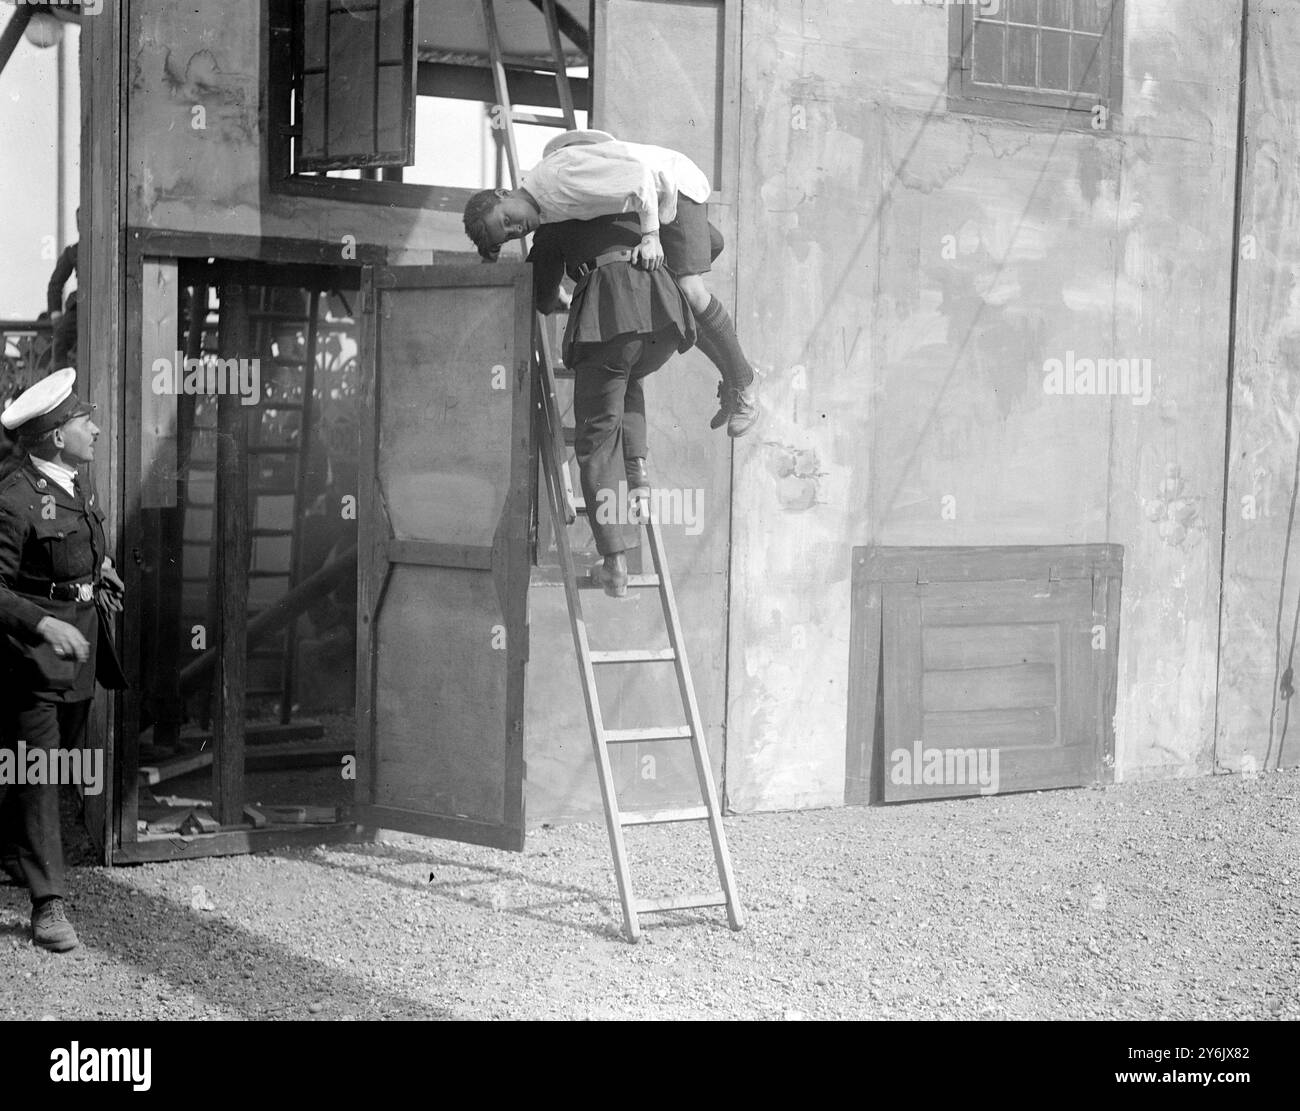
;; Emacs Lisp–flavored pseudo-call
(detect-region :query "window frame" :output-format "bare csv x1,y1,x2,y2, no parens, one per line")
946,0,1125,132
266,0,591,212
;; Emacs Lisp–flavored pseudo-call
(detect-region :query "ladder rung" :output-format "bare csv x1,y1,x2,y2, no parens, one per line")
511,110,568,127
603,726,691,744
589,649,676,664
577,574,660,590
635,893,728,914
619,806,709,826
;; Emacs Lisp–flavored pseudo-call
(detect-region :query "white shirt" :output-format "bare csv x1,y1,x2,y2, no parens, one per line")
31,455,78,497
521,140,712,235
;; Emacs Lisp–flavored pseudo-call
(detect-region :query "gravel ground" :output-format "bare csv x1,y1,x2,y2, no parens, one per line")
1,768,1296,1021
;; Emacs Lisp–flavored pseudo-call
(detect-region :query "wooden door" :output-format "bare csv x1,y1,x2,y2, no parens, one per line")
849,545,1122,803
355,264,533,850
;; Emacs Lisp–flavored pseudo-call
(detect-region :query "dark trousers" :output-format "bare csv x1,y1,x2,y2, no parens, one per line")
0,697,90,902
572,330,678,556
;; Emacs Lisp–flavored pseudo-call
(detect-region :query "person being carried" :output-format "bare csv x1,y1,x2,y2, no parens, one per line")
531,208,697,596
462,129,758,437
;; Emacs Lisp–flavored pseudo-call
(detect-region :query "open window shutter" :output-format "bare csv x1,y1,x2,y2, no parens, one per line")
297,0,416,171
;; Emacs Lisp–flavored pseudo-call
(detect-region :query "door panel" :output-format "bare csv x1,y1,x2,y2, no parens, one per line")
355,264,533,850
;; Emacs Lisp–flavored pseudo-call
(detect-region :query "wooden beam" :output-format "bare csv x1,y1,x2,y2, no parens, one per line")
525,0,589,55
416,60,589,109
0,6,33,81
212,282,251,826
179,545,358,694
82,0,125,861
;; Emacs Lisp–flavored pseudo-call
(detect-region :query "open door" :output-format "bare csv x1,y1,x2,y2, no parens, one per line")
355,263,534,850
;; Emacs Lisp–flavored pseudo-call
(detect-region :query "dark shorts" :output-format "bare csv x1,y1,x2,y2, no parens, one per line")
659,195,724,276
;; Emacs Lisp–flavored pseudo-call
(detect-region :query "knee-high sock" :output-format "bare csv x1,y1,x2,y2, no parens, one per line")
694,296,754,389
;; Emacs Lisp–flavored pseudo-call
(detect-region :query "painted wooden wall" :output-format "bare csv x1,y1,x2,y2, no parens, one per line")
126,0,463,259
114,0,1270,826
1218,1,1300,775
727,0,1240,810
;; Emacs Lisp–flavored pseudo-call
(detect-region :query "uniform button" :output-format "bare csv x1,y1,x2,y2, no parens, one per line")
36,479,46,489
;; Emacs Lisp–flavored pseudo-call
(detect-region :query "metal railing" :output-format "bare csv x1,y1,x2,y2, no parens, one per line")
1,319,56,407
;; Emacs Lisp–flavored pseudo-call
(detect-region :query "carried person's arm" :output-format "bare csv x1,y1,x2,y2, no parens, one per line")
529,227,568,315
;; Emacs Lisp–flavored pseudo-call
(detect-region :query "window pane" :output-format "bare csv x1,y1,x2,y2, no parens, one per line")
1070,32,1105,95
1007,0,1040,25
1040,29,1070,89
971,23,1006,86
377,0,406,65
375,65,406,154
302,73,327,159
303,0,328,70
1074,0,1113,34
327,7,376,159
1040,0,1070,29
1006,27,1038,86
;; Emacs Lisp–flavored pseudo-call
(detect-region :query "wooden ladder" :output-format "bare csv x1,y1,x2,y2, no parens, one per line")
481,0,744,942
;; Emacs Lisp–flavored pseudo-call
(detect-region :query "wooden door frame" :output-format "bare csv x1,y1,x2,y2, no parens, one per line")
111,228,382,864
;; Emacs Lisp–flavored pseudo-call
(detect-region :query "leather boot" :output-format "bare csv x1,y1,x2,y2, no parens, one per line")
31,897,79,953
589,553,629,598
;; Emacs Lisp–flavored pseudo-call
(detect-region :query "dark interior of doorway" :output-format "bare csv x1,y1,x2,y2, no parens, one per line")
134,259,360,839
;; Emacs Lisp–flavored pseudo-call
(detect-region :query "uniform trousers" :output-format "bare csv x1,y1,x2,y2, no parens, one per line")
572,328,678,556
0,695,90,902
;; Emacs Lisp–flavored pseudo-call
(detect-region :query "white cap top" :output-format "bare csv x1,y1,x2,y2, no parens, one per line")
542,128,617,159
0,367,92,433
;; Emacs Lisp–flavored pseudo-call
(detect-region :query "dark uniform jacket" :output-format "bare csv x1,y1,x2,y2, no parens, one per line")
529,212,698,364
0,457,127,702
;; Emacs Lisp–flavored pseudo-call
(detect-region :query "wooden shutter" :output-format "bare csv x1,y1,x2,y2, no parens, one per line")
297,0,417,172
847,545,1122,804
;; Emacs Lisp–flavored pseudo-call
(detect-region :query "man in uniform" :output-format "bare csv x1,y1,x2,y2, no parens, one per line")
0,368,126,952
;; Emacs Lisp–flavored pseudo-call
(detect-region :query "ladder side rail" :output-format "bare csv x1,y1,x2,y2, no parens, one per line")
644,515,745,930
541,0,579,128
538,409,642,941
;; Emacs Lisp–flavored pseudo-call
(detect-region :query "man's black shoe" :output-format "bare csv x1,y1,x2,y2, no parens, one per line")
31,897,79,953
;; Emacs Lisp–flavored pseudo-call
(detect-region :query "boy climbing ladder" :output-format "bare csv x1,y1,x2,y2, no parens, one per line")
463,129,759,437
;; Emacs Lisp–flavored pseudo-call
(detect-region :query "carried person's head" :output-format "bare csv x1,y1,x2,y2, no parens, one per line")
463,188,539,261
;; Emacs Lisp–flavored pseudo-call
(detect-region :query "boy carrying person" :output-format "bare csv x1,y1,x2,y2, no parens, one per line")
463,129,759,437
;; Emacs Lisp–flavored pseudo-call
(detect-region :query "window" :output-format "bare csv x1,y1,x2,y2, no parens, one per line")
268,0,590,211
297,0,416,172
948,0,1124,131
